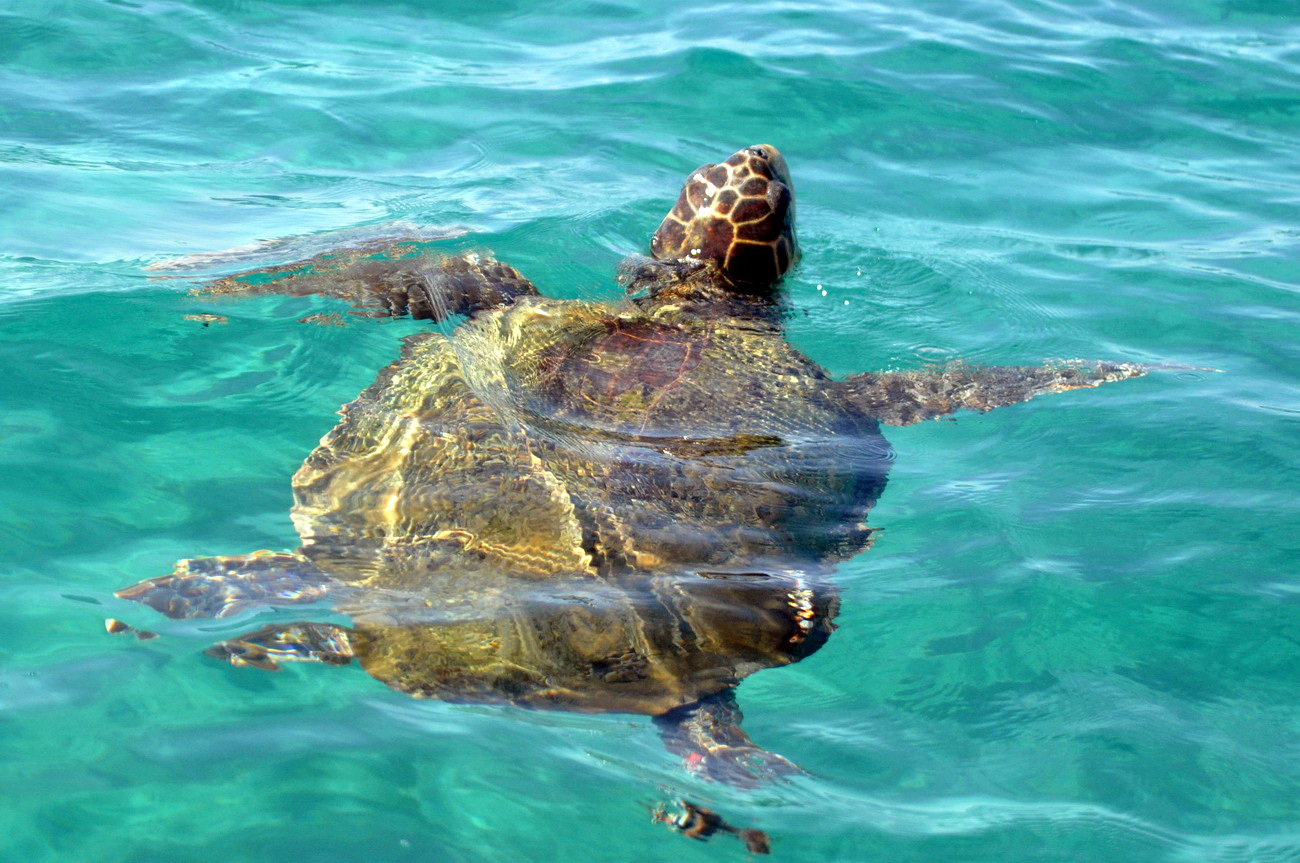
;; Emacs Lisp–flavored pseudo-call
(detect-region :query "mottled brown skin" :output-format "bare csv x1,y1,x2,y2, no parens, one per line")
201,243,539,320
651,145,798,291
118,145,1148,789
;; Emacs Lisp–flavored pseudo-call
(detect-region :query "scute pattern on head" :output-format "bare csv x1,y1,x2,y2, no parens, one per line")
651,145,799,291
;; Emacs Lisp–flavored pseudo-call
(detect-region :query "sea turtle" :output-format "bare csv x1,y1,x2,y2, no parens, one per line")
117,145,1147,786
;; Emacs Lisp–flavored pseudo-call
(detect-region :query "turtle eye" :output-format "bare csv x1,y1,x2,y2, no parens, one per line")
750,146,768,159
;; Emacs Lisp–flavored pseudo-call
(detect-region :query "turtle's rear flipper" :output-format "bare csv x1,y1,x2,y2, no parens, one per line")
198,243,538,321
842,361,1147,426
205,622,354,672
116,552,331,620
654,691,805,789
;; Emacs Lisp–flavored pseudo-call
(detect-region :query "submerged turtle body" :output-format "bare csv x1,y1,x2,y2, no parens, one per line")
128,291,871,718
411,293,888,570
118,144,1150,786
287,288,877,715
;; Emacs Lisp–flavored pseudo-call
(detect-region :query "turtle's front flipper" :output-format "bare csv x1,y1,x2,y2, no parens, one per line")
116,551,331,620
200,242,538,321
842,361,1147,426
654,691,804,788
205,622,354,672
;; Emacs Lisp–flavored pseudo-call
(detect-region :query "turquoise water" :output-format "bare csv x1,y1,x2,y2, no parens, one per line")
2,1,1298,860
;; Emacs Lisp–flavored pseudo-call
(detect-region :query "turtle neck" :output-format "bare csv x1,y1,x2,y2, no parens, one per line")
617,254,786,327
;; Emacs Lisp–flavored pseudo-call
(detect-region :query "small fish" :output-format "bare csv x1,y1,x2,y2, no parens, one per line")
183,313,228,327
297,312,347,327
652,799,770,854
104,618,159,641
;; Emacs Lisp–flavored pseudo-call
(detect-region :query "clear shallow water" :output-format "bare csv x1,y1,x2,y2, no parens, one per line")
2,1,1298,860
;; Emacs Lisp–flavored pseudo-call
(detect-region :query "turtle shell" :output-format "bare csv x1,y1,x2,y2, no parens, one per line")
343,569,838,715
280,289,889,712
291,291,889,587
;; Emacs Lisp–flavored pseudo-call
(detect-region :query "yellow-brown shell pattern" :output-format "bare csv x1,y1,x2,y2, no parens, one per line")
650,145,799,290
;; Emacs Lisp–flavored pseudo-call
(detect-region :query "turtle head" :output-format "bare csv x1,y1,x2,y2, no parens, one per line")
650,145,799,291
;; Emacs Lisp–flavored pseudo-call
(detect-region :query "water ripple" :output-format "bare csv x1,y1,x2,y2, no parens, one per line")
3,0,1298,859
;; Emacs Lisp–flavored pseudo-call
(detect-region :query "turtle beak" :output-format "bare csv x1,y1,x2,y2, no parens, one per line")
746,144,799,273
748,144,792,193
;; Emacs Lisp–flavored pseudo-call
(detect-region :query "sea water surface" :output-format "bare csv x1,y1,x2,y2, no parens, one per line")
2,1,1298,861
